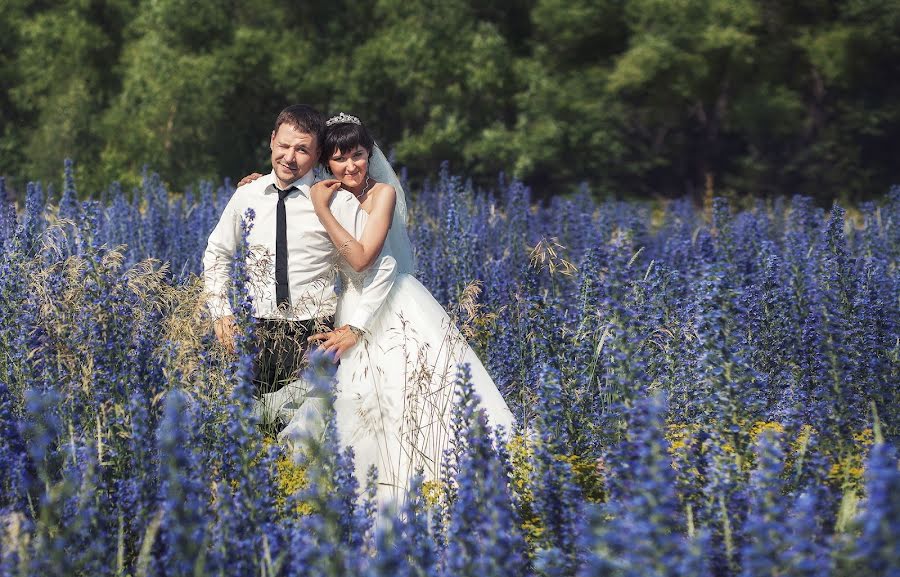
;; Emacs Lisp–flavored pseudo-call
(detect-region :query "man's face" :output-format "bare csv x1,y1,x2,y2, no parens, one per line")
270,123,319,188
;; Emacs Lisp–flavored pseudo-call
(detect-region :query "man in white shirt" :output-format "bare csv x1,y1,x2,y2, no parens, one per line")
203,104,396,411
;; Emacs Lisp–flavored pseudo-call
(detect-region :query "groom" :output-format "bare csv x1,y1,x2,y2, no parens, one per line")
203,104,396,419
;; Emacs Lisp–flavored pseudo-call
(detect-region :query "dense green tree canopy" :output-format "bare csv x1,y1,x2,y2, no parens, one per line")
1,0,898,201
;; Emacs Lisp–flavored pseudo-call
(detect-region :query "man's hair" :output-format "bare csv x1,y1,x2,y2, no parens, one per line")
273,104,325,146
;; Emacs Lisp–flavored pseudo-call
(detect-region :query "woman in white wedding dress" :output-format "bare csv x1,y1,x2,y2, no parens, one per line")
280,113,514,505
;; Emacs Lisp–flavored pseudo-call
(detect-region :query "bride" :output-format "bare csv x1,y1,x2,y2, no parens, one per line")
255,113,514,505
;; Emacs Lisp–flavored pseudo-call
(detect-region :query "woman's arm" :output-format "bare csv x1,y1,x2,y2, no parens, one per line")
311,181,396,272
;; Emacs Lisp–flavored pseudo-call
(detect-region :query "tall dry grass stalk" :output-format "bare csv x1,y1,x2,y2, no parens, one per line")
24,227,235,410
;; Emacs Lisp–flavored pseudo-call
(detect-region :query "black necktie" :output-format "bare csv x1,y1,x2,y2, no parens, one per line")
274,184,295,307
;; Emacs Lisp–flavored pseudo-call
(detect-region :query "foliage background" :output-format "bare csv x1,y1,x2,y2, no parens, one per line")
2,0,900,202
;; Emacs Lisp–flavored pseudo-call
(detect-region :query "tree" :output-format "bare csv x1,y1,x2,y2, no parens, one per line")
9,0,135,193
97,0,235,190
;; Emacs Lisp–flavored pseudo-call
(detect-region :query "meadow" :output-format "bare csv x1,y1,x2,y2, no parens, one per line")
0,161,897,576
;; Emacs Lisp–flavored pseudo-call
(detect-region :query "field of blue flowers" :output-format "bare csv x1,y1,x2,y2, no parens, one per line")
0,161,897,576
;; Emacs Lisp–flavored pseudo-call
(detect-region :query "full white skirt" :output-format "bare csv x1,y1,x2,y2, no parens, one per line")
280,273,514,506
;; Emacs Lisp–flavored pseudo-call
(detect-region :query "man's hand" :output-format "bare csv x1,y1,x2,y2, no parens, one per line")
308,324,360,360
214,315,239,354
237,172,265,188
310,179,342,212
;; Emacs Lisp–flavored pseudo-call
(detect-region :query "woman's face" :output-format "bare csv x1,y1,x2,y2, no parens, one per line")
328,145,370,193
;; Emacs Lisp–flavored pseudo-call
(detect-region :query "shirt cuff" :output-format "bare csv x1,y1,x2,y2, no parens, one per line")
345,309,376,334
206,293,235,320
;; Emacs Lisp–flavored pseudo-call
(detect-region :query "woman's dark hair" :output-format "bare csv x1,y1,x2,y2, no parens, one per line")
321,119,375,164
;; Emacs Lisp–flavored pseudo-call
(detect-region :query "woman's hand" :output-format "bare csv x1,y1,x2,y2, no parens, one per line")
308,324,361,360
310,179,342,213
237,172,264,187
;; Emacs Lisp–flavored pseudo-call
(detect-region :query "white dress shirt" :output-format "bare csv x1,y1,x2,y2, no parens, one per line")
202,170,396,331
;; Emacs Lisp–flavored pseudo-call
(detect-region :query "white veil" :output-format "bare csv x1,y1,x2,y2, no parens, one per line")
368,144,416,274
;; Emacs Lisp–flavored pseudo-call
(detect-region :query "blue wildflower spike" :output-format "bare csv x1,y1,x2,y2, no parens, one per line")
59,158,80,223
531,364,584,575
445,365,528,577
850,443,900,576
581,394,706,577
157,388,207,576
279,348,372,576
0,382,30,511
367,473,439,577
740,431,791,577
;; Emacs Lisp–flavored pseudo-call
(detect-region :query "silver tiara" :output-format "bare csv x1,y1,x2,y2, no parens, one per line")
326,112,361,127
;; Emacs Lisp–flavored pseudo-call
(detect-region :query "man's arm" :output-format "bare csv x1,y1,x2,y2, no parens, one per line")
203,193,243,350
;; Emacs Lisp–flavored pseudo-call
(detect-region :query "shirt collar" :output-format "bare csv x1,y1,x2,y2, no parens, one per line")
268,170,316,197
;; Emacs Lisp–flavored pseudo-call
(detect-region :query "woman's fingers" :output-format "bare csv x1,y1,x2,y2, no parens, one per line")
308,331,339,350
323,339,348,360
311,179,340,191
312,180,342,200
307,326,357,360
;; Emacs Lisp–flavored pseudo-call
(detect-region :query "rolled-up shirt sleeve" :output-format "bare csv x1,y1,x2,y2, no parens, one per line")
202,195,241,320
330,193,397,332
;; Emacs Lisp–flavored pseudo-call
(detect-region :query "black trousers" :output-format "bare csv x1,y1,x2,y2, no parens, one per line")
252,316,334,397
